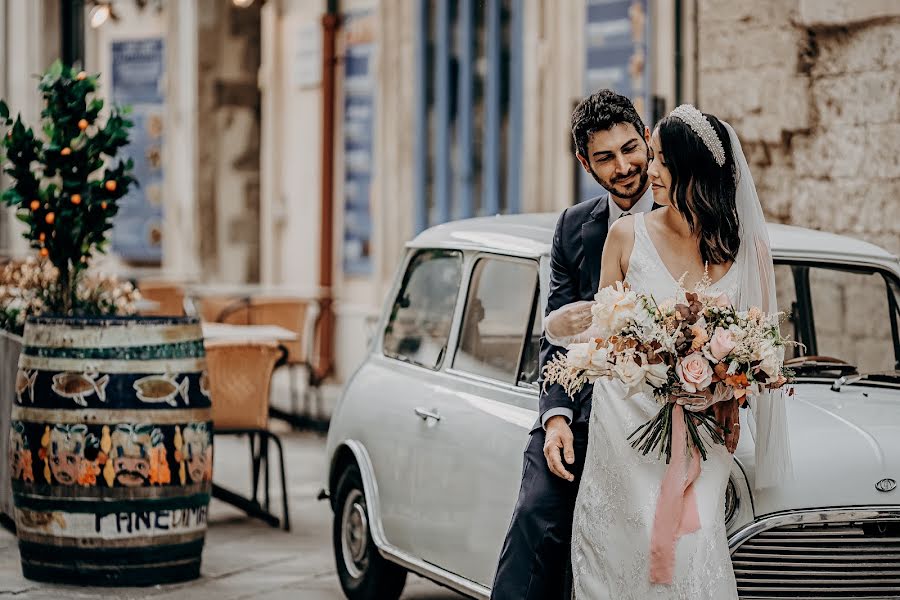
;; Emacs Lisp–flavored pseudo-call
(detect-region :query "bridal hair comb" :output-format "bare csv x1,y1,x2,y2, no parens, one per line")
669,104,726,167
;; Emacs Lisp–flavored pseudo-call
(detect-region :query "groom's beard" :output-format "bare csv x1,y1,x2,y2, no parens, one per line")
591,166,649,201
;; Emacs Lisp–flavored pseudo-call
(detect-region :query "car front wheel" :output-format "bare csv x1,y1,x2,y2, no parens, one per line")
333,464,407,600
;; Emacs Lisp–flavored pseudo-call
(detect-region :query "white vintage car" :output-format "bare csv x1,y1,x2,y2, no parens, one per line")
323,214,900,600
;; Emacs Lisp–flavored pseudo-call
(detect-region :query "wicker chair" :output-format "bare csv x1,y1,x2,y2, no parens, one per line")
195,295,242,323
205,340,290,530
213,297,323,430
136,281,187,316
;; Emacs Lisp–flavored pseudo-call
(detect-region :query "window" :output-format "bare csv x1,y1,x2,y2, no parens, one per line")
774,262,900,372
453,257,538,384
382,249,463,370
414,0,523,232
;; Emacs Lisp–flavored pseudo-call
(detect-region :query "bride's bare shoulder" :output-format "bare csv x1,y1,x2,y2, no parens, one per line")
607,213,637,248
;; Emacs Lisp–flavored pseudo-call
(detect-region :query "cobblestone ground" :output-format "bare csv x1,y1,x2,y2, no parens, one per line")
0,382,463,600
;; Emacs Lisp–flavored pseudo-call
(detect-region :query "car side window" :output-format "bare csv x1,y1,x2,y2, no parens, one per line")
382,249,463,370
453,257,538,384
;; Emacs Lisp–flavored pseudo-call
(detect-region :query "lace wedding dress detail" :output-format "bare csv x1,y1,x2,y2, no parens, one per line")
572,213,739,599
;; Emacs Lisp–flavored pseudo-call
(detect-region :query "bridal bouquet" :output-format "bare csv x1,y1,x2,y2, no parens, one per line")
543,282,792,462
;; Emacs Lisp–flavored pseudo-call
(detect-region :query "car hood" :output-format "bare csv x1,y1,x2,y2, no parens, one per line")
735,382,900,517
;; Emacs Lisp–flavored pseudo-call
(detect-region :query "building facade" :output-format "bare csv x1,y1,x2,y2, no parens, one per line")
1,0,897,382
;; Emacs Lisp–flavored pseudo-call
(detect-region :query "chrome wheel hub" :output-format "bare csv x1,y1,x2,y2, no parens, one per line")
341,489,369,579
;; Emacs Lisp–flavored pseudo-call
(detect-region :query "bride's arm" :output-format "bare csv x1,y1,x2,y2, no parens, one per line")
543,218,631,346
597,216,629,290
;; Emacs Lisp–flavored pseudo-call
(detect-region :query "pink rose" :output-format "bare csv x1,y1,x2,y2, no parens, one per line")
676,352,713,393
709,327,737,361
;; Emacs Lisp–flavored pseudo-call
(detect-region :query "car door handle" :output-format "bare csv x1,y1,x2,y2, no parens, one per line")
414,407,442,421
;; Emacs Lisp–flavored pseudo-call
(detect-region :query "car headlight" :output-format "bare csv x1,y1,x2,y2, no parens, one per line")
724,478,738,525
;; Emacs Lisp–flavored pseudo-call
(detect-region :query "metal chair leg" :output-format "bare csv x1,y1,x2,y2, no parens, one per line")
268,432,291,531
262,432,271,511
289,364,299,417
250,432,262,503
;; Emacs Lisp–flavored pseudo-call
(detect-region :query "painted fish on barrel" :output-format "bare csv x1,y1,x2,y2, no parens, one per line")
51,371,110,406
133,374,190,406
16,368,37,403
199,370,210,399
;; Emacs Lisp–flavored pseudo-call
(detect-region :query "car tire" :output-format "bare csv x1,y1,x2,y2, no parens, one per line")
333,464,407,600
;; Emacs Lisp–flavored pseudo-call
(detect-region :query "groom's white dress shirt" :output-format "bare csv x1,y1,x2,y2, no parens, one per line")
541,185,655,429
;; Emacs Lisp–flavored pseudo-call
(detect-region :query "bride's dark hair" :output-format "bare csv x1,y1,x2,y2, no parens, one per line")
656,112,739,265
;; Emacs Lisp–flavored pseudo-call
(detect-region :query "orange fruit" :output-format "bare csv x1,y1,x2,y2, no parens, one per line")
61,147,72,156
39,248,48,257
71,194,81,205
29,200,40,211
44,212,55,225
76,71,87,81
105,180,117,192
39,233,46,242
101,201,108,210
78,119,89,130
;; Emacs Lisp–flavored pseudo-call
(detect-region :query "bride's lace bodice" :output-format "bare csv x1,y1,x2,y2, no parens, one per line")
625,212,739,303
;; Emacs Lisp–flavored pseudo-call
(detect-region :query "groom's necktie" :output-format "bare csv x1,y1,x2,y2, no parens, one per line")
618,211,631,220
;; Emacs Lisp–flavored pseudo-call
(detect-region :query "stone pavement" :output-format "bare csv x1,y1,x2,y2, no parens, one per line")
0,397,463,599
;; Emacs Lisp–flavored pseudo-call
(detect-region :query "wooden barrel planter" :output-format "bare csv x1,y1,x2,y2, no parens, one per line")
8,316,213,586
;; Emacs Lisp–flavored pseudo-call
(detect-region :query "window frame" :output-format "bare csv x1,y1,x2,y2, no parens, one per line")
380,247,465,372
445,252,541,390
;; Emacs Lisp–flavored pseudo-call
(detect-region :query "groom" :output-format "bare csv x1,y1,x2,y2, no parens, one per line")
490,89,657,600
492,90,739,599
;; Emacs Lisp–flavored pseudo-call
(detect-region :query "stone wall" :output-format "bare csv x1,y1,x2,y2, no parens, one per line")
698,0,899,371
697,0,900,257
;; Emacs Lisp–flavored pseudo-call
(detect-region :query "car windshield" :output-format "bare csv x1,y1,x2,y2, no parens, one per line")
774,260,900,381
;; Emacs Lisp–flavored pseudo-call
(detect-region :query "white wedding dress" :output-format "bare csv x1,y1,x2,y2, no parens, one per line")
571,213,740,599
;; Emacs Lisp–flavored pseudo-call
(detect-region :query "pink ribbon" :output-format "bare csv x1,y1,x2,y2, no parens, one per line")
649,404,702,585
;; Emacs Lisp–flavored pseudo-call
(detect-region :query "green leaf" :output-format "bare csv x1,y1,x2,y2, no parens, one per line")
0,100,8,120
15,212,31,225
47,59,64,80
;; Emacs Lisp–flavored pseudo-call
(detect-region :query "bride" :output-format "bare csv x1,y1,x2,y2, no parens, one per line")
544,105,792,599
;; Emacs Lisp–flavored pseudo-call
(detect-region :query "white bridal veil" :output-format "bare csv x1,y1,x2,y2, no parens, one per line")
723,120,793,489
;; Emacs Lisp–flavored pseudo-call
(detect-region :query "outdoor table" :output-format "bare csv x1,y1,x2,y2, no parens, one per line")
202,322,299,344
134,298,161,313
202,322,298,528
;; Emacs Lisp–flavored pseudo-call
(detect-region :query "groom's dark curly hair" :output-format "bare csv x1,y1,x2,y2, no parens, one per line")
571,89,646,159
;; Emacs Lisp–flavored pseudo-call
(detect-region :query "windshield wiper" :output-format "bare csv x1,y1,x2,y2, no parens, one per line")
831,371,900,392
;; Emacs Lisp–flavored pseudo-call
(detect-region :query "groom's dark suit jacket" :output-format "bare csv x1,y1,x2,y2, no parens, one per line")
532,194,612,433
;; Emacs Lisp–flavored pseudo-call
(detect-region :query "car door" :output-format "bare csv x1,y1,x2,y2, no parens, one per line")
408,253,542,587
361,248,465,555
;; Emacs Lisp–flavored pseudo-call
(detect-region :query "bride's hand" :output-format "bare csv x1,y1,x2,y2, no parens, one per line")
677,389,716,412
544,300,594,339
681,385,732,413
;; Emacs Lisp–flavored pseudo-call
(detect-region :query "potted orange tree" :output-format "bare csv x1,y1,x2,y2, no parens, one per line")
0,61,213,586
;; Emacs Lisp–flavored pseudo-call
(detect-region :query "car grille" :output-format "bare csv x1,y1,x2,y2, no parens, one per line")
733,520,900,598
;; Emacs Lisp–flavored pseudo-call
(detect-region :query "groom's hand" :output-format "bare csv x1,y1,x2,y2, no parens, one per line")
544,416,575,482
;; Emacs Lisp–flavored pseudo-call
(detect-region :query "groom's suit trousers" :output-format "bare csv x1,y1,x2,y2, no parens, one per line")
490,420,590,600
